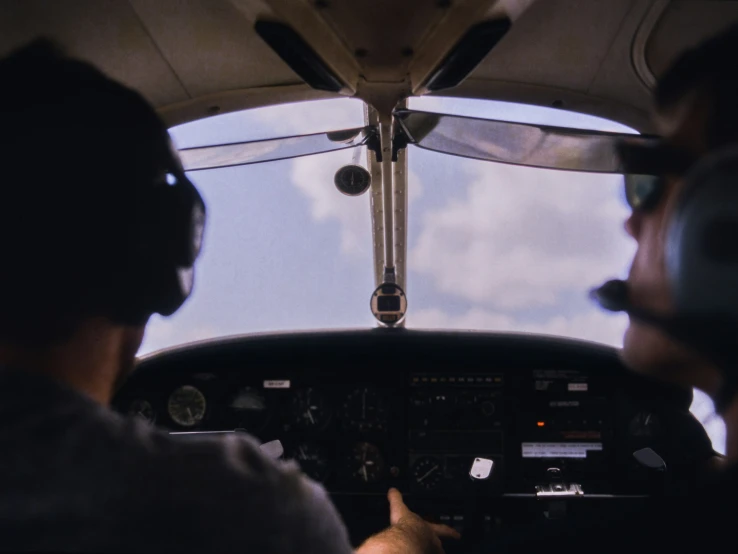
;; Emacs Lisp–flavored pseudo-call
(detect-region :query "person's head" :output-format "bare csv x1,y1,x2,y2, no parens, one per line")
621,23,738,398
0,39,204,396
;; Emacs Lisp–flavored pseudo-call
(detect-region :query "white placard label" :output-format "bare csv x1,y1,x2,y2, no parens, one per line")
469,457,495,480
264,380,291,389
522,442,602,458
568,383,588,392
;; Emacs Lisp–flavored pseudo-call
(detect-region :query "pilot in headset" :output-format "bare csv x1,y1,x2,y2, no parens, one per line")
0,39,457,554
481,22,738,554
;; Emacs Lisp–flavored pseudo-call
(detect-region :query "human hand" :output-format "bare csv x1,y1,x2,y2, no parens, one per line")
356,488,461,554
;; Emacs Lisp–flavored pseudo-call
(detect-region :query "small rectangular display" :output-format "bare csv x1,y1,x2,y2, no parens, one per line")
521,442,602,459
378,296,401,312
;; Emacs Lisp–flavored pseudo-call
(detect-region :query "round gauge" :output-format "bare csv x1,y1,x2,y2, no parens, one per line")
230,387,271,431
167,385,206,427
347,442,386,484
342,387,388,431
334,164,371,196
290,388,331,430
411,456,444,491
292,442,330,483
128,399,155,424
370,283,407,326
629,411,661,439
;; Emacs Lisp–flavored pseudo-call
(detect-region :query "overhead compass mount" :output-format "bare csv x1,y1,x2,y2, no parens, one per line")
334,165,371,196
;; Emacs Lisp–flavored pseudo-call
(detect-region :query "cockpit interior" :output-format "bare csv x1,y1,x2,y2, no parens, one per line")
2,0,735,551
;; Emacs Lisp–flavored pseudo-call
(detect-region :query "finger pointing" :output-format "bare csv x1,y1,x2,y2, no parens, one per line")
387,488,409,525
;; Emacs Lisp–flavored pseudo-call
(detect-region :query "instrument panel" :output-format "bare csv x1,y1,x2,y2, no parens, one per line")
116,365,692,496
114,330,713,547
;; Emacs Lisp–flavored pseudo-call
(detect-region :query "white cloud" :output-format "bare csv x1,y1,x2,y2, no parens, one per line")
410,160,636,309
411,306,628,347
233,98,375,257
289,150,372,255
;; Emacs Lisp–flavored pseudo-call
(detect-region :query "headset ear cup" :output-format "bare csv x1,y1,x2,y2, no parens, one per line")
101,167,205,324
666,146,738,319
172,176,206,267
150,176,206,317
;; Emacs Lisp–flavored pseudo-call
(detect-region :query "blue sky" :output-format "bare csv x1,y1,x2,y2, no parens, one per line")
138,96,725,453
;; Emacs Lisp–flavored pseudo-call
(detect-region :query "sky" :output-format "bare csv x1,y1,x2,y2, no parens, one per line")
137,96,725,454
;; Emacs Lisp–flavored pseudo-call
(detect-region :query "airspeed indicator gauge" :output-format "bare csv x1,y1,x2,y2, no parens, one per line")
168,385,207,427
334,165,371,196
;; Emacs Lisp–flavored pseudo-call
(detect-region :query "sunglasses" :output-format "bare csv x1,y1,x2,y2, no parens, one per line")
624,174,665,212
618,140,697,213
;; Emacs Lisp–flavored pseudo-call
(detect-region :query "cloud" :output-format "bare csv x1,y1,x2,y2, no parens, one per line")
249,98,423,258
410,159,636,309
411,306,629,347
289,150,372,254
222,98,374,256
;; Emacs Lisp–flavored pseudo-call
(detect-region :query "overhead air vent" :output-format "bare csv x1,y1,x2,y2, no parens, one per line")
424,18,512,92
254,20,346,93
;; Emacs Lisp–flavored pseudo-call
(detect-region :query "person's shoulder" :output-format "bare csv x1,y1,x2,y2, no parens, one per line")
111,420,352,553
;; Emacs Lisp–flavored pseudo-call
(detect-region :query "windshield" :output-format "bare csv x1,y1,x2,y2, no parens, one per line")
140,96,725,454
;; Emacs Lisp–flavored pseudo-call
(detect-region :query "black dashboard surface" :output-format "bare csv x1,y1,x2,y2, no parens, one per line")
114,329,713,548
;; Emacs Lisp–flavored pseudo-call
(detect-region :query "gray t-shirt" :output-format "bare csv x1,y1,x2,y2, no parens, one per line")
0,369,353,553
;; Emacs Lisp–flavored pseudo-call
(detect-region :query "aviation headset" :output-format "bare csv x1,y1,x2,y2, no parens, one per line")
665,146,738,411
0,40,206,332
596,145,738,412
106,148,206,325
666,145,738,321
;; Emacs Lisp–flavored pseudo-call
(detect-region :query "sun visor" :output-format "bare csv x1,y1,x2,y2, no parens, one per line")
179,126,374,172
394,109,660,174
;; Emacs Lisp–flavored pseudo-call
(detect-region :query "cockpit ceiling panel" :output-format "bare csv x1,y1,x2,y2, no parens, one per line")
0,0,190,108
0,0,737,132
127,0,303,97
312,0,447,82
464,0,636,94
645,0,738,80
